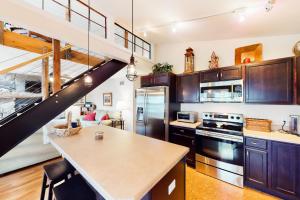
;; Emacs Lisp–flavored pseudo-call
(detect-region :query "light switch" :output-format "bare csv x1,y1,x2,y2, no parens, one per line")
168,179,176,195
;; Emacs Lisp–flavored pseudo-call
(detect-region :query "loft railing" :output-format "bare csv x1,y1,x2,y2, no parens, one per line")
24,0,107,38
114,23,151,59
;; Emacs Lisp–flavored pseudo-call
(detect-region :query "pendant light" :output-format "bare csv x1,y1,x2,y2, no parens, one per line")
84,0,93,86
126,0,137,81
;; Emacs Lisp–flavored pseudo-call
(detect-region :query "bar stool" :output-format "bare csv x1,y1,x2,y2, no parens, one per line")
53,175,96,200
40,159,76,200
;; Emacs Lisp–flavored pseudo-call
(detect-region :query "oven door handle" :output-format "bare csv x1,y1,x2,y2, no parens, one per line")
196,130,243,143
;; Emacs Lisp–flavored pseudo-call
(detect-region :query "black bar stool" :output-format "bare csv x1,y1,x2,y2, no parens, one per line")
53,175,96,200
40,159,76,200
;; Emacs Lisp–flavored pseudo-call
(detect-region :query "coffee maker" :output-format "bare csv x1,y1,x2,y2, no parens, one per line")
290,115,300,136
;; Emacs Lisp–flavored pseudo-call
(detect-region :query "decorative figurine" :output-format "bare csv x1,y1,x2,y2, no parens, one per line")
208,51,219,69
184,47,194,73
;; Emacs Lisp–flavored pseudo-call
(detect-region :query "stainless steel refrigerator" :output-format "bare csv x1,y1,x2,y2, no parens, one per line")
135,86,169,141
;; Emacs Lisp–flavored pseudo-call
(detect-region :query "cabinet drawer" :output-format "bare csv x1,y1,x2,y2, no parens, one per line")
245,137,267,150
169,126,195,138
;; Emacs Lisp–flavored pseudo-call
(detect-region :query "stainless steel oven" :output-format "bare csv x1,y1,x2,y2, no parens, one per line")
196,112,244,187
200,80,243,102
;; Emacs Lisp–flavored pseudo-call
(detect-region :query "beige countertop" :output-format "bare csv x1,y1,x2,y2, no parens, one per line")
49,125,189,200
244,128,300,145
170,120,201,129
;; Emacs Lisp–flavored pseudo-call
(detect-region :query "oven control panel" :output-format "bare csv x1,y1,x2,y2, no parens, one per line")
202,112,243,123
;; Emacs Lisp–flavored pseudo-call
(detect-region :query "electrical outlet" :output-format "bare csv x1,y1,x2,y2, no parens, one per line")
168,179,176,195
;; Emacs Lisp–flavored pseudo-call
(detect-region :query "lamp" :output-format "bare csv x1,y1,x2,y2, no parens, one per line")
126,0,137,81
116,100,129,120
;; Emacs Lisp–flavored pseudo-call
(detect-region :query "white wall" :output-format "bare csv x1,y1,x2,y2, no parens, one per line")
156,34,300,73
86,69,135,131
156,34,300,130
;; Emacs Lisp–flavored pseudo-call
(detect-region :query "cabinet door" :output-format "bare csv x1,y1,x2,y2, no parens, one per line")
220,66,242,81
177,73,200,103
141,75,153,87
200,69,220,83
169,132,195,167
271,142,299,197
245,58,293,104
245,148,268,188
153,73,170,86
296,57,300,104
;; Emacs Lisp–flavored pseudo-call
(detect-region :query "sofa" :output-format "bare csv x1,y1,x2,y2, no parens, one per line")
80,110,121,128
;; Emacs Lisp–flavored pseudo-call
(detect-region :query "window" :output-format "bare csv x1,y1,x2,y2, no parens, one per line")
114,23,151,59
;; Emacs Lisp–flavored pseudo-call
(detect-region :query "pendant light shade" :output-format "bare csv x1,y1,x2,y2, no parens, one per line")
84,74,93,85
85,0,93,86
126,0,137,81
126,55,137,81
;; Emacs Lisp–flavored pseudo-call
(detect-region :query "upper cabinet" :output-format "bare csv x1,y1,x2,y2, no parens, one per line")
140,72,175,87
177,73,200,103
200,66,242,83
245,57,293,104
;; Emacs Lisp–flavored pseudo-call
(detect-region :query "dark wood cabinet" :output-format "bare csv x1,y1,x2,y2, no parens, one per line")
245,147,268,188
245,137,300,200
270,142,300,198
141,75,153,87
140,73,175,87
296,56,300,104
176,73,200,103
200,66,242,83
245,57,293,104
169,126,195,167
220,66,242,81
200,69,219,83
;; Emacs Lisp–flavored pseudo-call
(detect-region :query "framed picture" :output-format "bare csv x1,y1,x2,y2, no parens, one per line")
103,93,112,106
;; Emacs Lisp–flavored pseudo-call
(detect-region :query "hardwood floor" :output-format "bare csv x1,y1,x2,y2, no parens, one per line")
0,160,279,200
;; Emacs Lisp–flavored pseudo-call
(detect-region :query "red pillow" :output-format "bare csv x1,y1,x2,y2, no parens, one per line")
101,114,109,121
83,112,96,121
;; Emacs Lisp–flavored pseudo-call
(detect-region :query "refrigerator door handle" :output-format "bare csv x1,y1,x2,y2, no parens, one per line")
145,91,149,125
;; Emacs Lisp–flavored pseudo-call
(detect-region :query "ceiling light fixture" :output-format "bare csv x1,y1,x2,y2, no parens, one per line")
84,0,93,86
143,31,147,37
126,0,137,81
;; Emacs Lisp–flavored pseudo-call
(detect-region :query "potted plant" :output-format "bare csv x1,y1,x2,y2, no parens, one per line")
152,63,173,74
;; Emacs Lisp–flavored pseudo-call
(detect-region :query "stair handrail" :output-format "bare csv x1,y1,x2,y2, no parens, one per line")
0,45,72,75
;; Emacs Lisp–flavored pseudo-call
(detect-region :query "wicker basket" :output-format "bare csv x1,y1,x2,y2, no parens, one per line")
245,118,272,132
53,112,82,137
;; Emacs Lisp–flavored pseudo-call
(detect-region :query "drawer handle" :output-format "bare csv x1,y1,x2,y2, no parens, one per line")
251,142,257,145
179,130,184,133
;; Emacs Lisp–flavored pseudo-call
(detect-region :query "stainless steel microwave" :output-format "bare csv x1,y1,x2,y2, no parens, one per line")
177,112,198,123
200,80,243,103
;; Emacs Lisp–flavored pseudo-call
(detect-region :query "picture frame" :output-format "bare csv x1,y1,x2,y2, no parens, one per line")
103,93,112,106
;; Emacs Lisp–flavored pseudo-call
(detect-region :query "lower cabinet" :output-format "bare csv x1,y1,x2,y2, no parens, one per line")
270,142,300,198
245,147,268,188
245,137,300,200
169,126,195,167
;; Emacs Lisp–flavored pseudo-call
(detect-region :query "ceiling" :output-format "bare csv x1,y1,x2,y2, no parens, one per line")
89,0,300,44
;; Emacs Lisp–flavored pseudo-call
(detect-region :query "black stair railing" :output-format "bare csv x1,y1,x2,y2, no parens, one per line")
0,59,127,157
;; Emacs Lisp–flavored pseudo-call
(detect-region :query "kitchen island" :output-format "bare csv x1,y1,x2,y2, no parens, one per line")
49,125,189,200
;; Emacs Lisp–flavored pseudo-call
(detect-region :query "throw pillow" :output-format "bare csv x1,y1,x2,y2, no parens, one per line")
83,112,96,121
101,114,109,121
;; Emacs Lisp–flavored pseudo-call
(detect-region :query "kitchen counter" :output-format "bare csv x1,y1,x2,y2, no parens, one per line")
170,120,201,129
244,128,300,145
49,125,188,200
